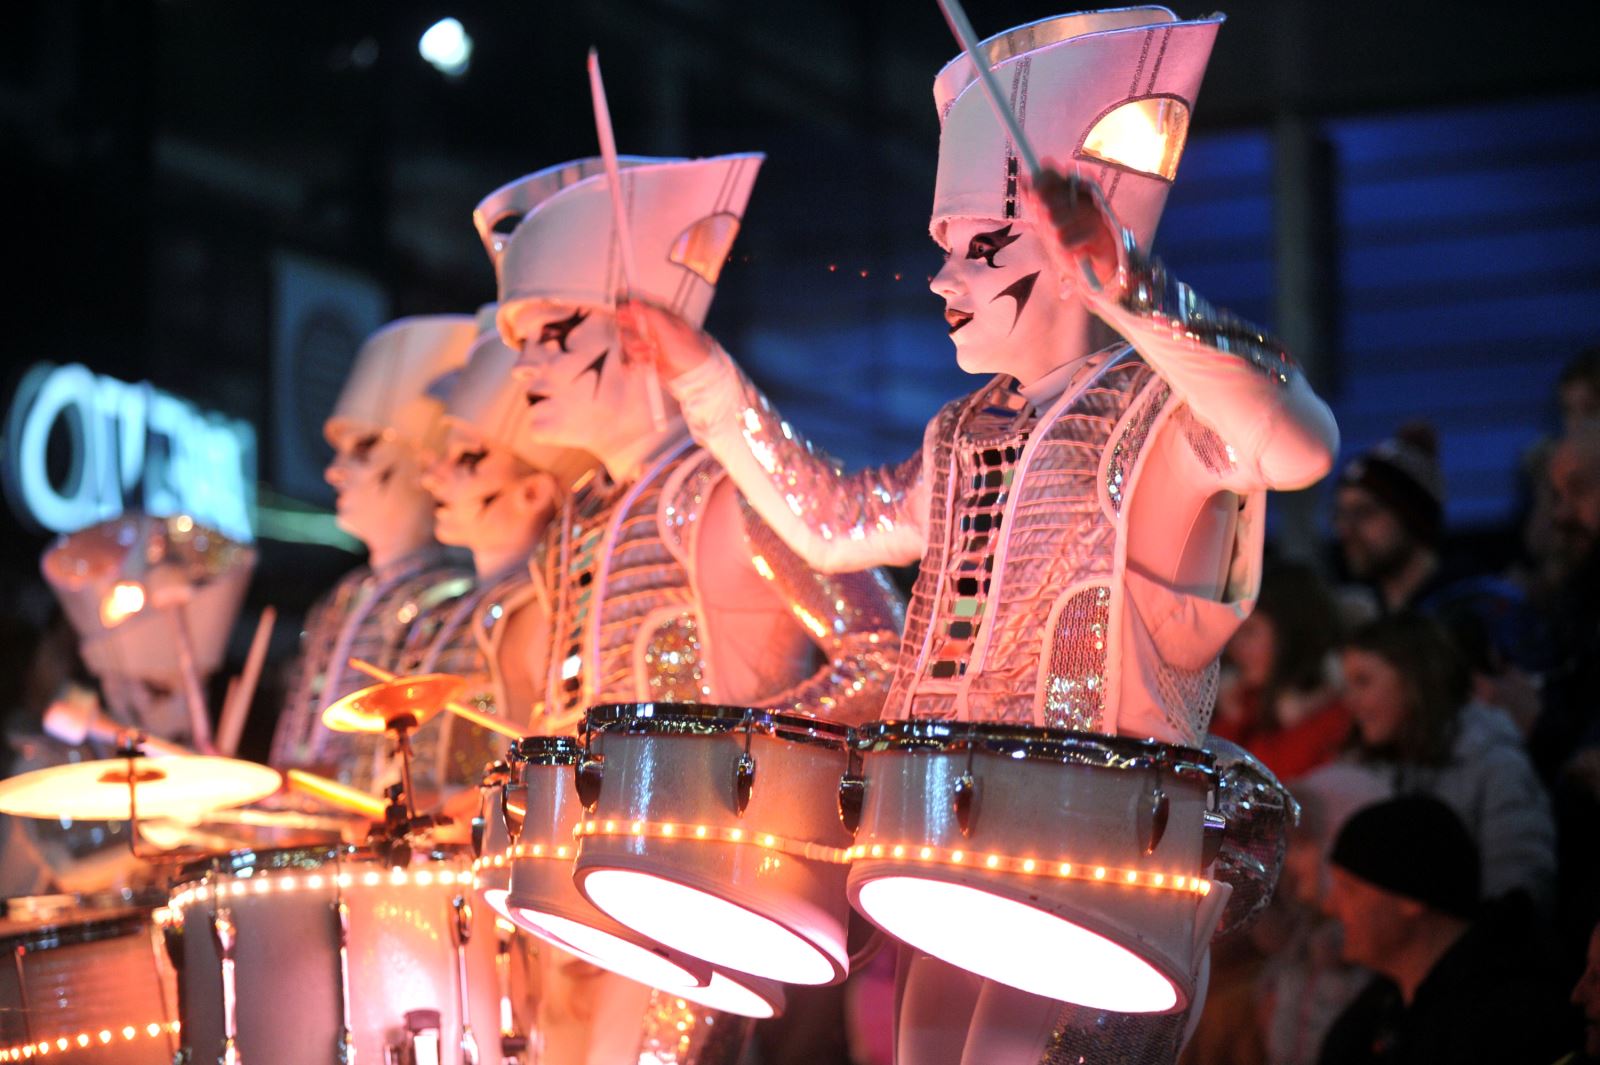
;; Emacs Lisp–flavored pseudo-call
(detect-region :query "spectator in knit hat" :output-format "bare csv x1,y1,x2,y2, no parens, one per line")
1334,423,1450,614
1317,795,1574,1065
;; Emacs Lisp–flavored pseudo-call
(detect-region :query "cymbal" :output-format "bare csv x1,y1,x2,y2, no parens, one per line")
320,673,466,734
0,755,282,821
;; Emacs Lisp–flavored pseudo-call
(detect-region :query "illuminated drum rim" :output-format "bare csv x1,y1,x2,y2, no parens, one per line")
853,720,1216,783
672,969,786,1020
585,702,852,750
853,876,1184,1013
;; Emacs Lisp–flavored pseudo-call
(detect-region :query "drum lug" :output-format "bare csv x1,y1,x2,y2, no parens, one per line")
1201,810,1227,868
1138,780,1170,855
733,751,756,816
837,772,865,834
575,754,605,810
953,771,977,837
390,1009,443,1065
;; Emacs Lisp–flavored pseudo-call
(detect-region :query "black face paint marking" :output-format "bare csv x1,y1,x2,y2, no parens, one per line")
477,490,503,515
581,349,609,396
966,224,1021,269
991,271,1041,335
352,433,381,462
378,465,395,486
455,447,489,474
538,310,589,353
526,392,548,408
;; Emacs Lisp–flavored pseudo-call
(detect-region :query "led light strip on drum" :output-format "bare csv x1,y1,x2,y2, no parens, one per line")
168,867,470,910
846,843,1212,896
472,842,574,870
573,819,855,865
1,1021,179,1060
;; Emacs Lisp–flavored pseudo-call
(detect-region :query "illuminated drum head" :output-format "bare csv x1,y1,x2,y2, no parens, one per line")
507,905,706,993
672,968,785,1020
855,876,1180,1013
580,868,842,985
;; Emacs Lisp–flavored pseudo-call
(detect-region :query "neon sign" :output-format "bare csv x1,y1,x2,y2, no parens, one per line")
3,363,257,542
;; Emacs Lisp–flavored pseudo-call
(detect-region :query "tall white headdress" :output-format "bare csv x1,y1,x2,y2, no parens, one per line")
488,153,764,335
931,7,1222,251
325,315,477,453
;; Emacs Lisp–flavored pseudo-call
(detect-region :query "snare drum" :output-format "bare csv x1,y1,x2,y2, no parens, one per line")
167,846,503,1063
574,703,856,987
0,894,177,1063
844,721,1219,1014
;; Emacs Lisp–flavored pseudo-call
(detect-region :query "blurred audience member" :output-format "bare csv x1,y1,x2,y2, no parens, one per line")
1317,796,1572,1065
1338,613,1555,905
1567,921,1600,1065
1253,769,1388,1065
1558,348,1600,434
1213,562,1351,782
1333,424,1450,614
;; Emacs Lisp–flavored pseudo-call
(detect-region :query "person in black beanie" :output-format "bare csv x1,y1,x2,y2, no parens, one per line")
1333,423,1450,614
1317,795,1575,1065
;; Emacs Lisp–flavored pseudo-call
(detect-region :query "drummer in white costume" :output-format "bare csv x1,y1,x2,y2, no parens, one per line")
270,317,477,791
398,309,598,807
477,154,906,1063
623,9,1339,1064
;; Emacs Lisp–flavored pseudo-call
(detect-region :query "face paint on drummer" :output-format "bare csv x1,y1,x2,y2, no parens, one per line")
929,217,1074,379
503,300,640,454
422,427,531,550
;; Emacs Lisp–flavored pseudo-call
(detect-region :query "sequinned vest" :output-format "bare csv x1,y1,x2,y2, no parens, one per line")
888,348,1203,737
545,440,726,714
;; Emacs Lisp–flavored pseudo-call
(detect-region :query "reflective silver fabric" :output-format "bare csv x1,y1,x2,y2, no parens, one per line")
1038,1002,1190,1065
1202,735,1299,936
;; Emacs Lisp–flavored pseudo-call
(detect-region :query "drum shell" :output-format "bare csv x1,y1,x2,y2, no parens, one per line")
169,849,500,1062
0,907,176,1063
504,760,597,930
845,744,1209,1007
574,724,855,983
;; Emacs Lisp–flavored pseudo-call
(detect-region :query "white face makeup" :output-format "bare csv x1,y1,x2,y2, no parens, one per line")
421,425,537,553
324,426,434,549
503,300,643,453
929,217,1076,379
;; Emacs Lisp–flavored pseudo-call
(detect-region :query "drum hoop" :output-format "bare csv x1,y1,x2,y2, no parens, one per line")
585,702,852,750
852,720,1216,783
171,842,472,887
0,909,152,953
511,735,581,766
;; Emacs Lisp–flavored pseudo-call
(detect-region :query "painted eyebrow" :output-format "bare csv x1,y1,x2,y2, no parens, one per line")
537,309,589,352
965,224,1021,268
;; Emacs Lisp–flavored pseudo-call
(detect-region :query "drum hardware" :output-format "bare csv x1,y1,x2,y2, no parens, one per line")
394,1009,443,1065
574,727,603,812
208,906,242,1065
491,922,527,1065
1139,772,1171,855
952,735,978,837
1200,810,1227,867
450,895,481,1065
733,712,756,816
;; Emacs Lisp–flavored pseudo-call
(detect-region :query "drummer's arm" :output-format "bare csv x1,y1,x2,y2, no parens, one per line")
736,498,904,726
668,343,932,573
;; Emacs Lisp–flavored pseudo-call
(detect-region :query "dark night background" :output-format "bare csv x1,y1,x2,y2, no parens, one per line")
3,0,1599,758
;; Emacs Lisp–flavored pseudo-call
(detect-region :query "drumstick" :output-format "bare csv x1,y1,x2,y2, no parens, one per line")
163,603,217,754
284,768,388,821
216,606,276,757
934,0,1042,180
347,658,525,740
587,47,667,429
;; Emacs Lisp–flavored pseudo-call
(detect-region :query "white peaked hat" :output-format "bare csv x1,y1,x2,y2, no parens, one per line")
41,514,256,683
473,157,653,281
325,315,477,452
494,153,764,334
931,7,1222,252
433,306,600,491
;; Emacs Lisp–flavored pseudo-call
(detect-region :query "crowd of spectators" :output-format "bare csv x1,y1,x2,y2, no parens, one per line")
1187,348,1600,1065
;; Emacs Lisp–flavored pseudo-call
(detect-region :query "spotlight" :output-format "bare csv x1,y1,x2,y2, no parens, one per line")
419,17,472,78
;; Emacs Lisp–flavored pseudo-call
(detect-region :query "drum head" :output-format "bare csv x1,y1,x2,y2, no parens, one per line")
505,905,707,993
855,876,1182,1012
